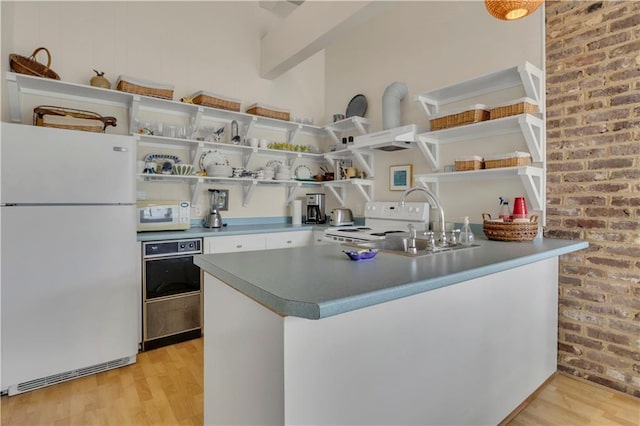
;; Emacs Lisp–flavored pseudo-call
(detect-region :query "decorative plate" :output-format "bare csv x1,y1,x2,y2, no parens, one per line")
346,94,367,118
265,159,284,169
144,153,181,163
199,150,229,170
294,165,311,179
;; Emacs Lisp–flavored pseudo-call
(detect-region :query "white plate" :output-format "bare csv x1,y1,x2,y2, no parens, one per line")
200,150,229,170
294,165,311,179
266,160,284,169
144,153,181,163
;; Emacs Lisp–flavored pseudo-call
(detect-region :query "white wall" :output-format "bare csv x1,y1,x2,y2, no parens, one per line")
1,1,325,219
324,1,544,223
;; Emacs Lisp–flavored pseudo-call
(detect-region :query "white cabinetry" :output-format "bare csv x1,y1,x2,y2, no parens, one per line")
312,230,330,246
264,231,312,249
412,62,546,217
205,235,267,254
204,230,312,254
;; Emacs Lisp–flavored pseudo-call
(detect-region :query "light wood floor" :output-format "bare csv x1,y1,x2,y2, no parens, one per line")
1,338,638,425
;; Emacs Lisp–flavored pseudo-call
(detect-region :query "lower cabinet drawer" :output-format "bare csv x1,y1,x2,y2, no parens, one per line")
145,293,201,340
205,234,267,254
265,231,312,249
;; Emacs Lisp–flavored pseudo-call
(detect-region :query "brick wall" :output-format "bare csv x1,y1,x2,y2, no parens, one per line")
545,0,640,397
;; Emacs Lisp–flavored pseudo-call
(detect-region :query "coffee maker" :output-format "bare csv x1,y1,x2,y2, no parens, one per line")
305,193,326,224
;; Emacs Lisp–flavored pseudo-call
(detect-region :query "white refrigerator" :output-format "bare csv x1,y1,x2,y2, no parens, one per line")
1,123,139,395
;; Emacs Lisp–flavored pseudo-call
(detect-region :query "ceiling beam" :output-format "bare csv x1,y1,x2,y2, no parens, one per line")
260,1,390,80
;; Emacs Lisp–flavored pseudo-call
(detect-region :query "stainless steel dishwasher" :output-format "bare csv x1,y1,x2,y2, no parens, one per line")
142,238,202,351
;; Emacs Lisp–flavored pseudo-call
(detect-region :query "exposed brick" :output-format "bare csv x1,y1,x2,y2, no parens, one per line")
566,148,607,159
564,124,608,137
566,196,607,206
559,342,582,355
546,229,583,240
609,319,640,335
587,84,629,98
567,287,607,302
586,375,628,392
584,109,630,123
609,40,640,58
608,344,640,362
586,350,631,368
584,302,633,319
609,13,640,32
610,144,640,156
586,32,629,50
560,320,583,332
611,93,640,106
563,310,607,326
587,327,631,345
607,245,640,259
562,355,606,374
585,279,631,295
564,219,606,229
609,220,640,231
585,231,628,243
547,162,584,172
587,182,630,193
563,171,608,182
586,256,632,269
587,158,635,169
565,332,606,350
561,265,608,279
609,68,640,82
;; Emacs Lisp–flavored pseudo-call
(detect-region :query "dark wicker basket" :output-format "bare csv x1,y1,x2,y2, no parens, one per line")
10,47,60,80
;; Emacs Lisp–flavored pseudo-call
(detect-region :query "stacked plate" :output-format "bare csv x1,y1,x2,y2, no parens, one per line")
275,164,291,180
263,166,275,180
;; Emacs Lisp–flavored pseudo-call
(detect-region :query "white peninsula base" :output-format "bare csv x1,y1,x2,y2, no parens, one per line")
203,257,558,425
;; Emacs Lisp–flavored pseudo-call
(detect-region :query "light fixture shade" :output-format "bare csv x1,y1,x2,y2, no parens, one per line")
485,0,543,20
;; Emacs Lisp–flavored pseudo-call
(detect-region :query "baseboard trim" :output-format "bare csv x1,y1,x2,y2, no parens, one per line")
498,371,558,426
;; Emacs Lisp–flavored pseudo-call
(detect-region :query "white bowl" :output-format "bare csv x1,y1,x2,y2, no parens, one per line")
172,163,193,175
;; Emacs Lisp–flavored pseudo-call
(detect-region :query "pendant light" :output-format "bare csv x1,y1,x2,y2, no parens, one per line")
485,0,543,21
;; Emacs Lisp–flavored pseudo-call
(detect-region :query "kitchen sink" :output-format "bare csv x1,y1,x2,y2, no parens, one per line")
345,237,479,257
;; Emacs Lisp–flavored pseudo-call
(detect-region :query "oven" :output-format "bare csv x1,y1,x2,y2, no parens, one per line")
142,238,202,351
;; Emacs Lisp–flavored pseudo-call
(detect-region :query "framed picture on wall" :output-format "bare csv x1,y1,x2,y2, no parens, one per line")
389,164,412,191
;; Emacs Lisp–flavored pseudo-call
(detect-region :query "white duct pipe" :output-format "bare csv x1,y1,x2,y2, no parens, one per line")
382,81,408,130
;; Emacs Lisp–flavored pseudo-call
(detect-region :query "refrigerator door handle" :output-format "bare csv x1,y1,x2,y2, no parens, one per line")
113,146,129,152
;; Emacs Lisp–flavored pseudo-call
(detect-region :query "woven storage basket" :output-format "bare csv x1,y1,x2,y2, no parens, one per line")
9,47,60,80
116,75,173,100
455,156,484,171
489,97,539,120
482,213,539,242
430,104,489,131
191,91,241,111
246,103,290,121
33,106,117,133
484,151,531,169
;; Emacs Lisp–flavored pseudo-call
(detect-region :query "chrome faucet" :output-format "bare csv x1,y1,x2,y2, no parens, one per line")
399,186,447,246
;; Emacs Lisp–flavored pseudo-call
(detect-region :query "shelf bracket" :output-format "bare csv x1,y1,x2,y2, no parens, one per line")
350,149,375,178
324,127,341,145
415,138,439,170
325,184,345,206
7,73,22,122
245,117,257,138
190,178,205,206
519,115,544,163
353,181,373,203
518,63,543,111
243,149,258,169
353,120,368,135
518,167,543,212
288,125,301,145
415,94,438,117
241,181,257,207
285,183,300,205
129,95,142,133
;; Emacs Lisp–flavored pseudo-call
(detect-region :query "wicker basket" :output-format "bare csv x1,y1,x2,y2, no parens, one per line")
489,97,539,120
191,91,241,111
34,106,117,133
455,156,484,171
9,47,60,80
430,104,489,131
482,213,539,242
116,75,174,100
484,151,531,169
246,103,290,121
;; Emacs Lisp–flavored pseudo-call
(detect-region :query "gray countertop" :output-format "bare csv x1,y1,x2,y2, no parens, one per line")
194,237,588,320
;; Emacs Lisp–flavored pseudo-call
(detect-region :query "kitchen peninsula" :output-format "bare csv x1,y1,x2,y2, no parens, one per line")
195,237,587,425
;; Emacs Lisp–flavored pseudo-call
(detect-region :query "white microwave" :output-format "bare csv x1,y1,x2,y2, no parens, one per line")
137,200,191,232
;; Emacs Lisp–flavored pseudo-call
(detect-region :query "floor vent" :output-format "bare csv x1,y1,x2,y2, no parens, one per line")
9,355,135,396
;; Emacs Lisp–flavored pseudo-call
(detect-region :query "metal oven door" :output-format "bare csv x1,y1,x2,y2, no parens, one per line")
142,239,202,351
